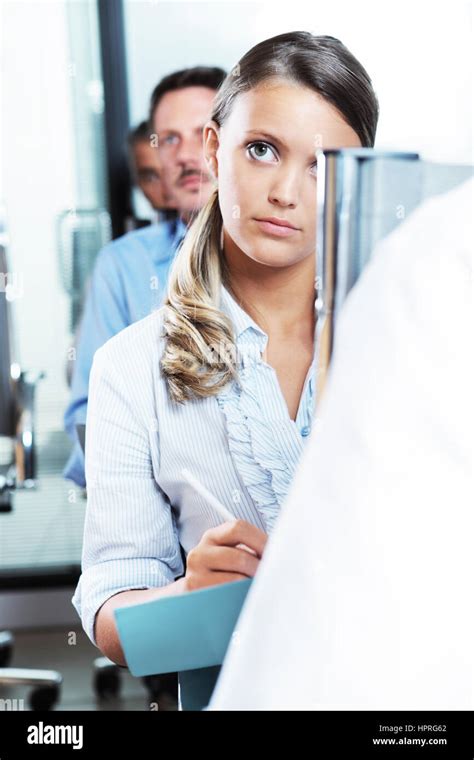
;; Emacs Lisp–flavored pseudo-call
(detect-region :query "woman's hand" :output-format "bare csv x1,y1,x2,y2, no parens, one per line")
183,520,268,592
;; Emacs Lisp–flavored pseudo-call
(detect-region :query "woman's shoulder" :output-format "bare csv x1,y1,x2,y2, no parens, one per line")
93,307,166,379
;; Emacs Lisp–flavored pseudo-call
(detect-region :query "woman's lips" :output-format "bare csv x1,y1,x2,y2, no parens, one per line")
254,219,300,237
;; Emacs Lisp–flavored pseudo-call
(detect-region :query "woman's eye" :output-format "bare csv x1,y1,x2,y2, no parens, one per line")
309,163,318,178
247,141,278,164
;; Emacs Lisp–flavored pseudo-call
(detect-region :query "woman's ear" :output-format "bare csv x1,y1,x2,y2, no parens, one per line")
203,120,220,181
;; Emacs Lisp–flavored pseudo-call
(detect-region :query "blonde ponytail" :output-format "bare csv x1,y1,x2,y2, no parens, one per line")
161,189,239,403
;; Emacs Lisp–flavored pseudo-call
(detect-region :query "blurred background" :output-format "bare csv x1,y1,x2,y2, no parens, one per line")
0,0,472,710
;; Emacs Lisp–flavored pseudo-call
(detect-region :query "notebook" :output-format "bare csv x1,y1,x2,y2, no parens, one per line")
114,578,253,677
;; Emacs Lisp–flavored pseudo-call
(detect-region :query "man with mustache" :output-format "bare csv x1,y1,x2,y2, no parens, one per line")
149,70,219,225
64,66,225,488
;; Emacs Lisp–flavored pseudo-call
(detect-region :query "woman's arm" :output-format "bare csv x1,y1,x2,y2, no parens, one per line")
95,517,268,665
75,321,267,667
72,328,186,653
94,579,187,665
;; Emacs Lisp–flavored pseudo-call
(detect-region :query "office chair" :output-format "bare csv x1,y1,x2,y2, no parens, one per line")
0,239,62,710
75,423,179,709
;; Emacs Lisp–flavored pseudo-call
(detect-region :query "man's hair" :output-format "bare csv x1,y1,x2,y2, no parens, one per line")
148,66,227,126
127,120,152,149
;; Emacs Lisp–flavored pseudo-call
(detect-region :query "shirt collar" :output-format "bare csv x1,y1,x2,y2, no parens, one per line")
171,216,188,249
149,216,188,266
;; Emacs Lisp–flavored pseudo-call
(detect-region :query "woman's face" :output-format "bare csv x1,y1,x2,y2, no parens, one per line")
204,79,361,269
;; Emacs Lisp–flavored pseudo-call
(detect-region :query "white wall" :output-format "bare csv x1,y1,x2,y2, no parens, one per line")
124,0,473,164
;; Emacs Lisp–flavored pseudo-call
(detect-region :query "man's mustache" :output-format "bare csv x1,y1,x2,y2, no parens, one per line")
177,168,211,184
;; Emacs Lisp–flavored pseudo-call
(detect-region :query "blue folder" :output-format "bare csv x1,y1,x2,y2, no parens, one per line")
114,578,253,677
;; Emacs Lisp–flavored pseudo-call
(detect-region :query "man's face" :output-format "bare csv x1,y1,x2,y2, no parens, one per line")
152,86,216,220
131,139,173,211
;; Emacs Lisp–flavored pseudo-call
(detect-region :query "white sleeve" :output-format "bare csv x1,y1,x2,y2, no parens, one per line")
71,337,184,646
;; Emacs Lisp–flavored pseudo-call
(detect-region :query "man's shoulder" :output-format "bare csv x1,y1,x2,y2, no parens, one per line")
338,177,473,350
374,177,473,278
96,220,175,269
121,221,173,248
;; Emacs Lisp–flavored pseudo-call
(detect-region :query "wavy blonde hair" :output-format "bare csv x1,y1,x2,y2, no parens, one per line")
161,32,379,403
161,188,239,402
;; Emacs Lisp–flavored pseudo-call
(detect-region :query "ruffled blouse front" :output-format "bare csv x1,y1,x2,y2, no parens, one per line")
216,286,316,533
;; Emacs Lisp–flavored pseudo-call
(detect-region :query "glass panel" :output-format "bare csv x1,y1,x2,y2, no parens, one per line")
0,0,109,571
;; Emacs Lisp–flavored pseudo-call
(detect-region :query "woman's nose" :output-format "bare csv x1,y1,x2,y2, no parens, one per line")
267,169,300,207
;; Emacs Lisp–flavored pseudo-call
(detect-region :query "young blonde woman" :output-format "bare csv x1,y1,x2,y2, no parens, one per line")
73,31,379,709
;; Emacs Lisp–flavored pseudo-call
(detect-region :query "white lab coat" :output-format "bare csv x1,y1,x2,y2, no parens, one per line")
210,178,474,710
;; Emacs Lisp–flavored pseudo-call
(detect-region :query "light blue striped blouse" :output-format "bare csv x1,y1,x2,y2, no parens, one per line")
72,284,316,659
